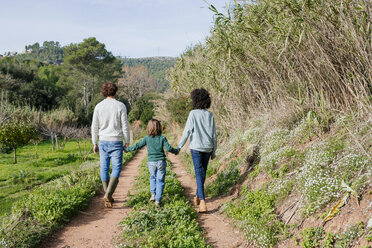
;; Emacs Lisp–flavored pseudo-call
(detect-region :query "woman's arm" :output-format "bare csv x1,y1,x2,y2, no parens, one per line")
211,115,217,158
177,112,193,150
126,137,147,152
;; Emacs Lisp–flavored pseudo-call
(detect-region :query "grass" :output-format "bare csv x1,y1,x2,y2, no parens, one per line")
294,222,366,248
117,158,209,247
0,162,101,248
0,139,100,216
224,186,287,248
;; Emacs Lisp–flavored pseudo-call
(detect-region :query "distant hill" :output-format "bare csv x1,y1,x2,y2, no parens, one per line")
8,41,64,64
119,57,176,92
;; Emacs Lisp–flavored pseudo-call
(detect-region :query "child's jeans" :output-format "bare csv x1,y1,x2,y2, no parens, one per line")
99,140,123,181
190,149,211,200
148,160,167,202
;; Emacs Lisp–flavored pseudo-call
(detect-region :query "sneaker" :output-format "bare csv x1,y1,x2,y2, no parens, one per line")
150,194,156,201
155,201,161,206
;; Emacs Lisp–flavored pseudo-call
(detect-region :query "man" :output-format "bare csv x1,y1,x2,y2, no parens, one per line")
91,82,130,208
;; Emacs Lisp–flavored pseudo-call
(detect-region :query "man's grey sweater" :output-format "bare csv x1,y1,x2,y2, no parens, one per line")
91,98,130,145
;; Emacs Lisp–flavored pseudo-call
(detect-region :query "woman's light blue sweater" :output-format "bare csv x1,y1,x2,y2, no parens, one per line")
177,109,217,156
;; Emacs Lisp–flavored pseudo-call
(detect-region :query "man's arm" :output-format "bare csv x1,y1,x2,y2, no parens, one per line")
121,104,130,147
91,106,99,142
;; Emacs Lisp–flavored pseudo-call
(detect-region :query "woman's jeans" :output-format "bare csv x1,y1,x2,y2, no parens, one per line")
99,141,123,181
148,160,167,202
190,149,211,200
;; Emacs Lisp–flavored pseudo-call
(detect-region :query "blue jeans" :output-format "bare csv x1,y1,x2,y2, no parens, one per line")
190,149,211,200
99,140,123,181
148,160,167,202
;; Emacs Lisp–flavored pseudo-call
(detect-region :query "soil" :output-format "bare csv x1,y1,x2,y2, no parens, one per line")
41,148,146,248
168,153,247,248
278,190,372,248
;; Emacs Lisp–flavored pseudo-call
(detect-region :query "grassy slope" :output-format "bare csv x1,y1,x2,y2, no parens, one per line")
0,140,99,215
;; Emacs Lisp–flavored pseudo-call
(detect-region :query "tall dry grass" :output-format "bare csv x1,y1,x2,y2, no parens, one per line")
168,0,371,130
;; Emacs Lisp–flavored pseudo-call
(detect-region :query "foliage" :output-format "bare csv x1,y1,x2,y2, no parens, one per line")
299,227,325,248
15,41,64,64
168,0,371,131
0,120,37,163
128,93,160,125
206,159,240,197
0,164,100,248
295,222,366,248
166,96,192,125
118,158,209,247
117,66,157,106
120,57,176,92
224,187,285,247
0,140,97,216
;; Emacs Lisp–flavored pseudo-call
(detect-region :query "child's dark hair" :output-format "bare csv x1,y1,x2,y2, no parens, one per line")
147,119,162,137
191,88,211,109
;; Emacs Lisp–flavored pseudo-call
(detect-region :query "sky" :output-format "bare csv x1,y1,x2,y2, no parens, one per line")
0,0,229,58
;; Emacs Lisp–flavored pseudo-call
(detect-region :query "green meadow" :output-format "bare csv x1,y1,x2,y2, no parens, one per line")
0,139,98,215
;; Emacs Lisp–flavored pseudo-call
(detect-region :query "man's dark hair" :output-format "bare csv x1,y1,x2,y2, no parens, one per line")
191,88,211,109
101,82,118,97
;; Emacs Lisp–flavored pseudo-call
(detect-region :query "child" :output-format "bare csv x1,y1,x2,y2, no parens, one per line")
125,119,179,205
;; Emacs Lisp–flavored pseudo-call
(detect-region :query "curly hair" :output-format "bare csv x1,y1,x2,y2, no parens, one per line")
101,82,118,97
191,88,211,109
147,119,162,137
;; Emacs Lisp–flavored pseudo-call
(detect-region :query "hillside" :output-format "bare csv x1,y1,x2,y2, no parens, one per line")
119,56,176,92
164,0,372,247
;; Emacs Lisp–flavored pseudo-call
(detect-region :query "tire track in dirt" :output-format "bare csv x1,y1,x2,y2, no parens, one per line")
168,153,246,248
42,148,146,248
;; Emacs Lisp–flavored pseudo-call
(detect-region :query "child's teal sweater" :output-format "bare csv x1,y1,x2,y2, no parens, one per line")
126,135,178,161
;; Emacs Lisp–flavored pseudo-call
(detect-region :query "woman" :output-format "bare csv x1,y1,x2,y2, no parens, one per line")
177,88,217,213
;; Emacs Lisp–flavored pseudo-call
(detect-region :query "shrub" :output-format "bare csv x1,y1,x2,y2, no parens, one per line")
166,96,192,125
206,160,240,197
224,187,285,247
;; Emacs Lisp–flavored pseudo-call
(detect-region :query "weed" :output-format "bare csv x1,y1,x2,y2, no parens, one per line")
118,158,209,247
224,187,284,247
206,160,240,197
299,227,325,248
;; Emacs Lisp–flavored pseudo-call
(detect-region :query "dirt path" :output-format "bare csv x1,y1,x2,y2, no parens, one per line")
42,148,146,248
168,153,246,248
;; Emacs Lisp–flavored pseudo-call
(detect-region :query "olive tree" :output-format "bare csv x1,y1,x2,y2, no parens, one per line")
0,121,37,163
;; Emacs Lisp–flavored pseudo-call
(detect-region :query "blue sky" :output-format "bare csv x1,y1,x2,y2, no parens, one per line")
0,0,229,58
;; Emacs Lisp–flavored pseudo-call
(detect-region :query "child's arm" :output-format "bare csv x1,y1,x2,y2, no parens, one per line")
163,137,179,155
126,137,147,152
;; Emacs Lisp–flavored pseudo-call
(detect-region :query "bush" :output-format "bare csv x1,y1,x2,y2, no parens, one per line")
224,187,285,247
166,96,192,125
206,160,240,197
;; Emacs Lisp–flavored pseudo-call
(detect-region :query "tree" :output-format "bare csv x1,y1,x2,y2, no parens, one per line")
0,121,37,163
63,37,119,114
117,66,156,106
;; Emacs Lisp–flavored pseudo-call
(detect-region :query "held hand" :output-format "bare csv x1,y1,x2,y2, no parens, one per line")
123,143,129,153
93,145,99,154
211,155,216,160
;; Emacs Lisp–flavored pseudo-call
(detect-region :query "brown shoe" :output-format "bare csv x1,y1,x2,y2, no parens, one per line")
194,196,200,206
199,200,207,213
